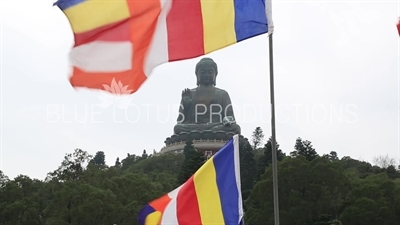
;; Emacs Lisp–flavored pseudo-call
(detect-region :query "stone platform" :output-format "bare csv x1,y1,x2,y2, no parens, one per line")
160,139,227,156
164,131,238,146
160,131,247,157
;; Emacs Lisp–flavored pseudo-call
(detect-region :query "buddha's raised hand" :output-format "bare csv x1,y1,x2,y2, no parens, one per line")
182,88,192,99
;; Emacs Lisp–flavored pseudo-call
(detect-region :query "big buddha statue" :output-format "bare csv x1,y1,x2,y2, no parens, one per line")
173,57,241,135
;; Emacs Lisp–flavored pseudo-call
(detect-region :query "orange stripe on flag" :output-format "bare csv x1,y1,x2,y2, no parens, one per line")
70,67,133,91
149,194,171,212
126,0,161,92
69,0,162,93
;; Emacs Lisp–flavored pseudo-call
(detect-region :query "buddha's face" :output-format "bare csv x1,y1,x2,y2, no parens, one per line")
197,66,216,86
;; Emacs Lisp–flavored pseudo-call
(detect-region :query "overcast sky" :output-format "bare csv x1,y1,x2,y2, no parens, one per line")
1,0,399,180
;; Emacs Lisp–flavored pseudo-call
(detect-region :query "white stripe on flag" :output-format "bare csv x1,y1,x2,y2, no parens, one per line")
160,184,181,225
233,135,244,223
265,0,274,34
143,0,173,76
70,41,133,72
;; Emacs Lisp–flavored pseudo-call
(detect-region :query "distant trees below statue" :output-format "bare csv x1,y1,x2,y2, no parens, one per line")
0,130,399,225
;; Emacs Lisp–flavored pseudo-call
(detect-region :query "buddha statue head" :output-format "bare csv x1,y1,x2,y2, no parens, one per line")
195,57,218,86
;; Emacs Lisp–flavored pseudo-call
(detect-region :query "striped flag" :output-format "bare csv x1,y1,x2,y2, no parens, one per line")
397,18,400,36
54,0,273,93
137,134,243,225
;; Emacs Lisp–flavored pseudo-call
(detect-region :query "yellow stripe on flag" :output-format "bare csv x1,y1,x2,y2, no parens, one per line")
200,0,236,54
64,0,131,34
145,211,162,225
193,159,225,224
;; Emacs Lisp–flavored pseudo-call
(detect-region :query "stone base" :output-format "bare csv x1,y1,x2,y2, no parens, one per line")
164,130,239,146
160,139,227,156
160,134,249,158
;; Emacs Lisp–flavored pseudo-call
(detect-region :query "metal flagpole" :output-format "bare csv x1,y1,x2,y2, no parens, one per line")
268,33,280,225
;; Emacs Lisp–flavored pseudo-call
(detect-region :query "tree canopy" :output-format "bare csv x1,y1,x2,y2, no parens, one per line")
1,129,399,225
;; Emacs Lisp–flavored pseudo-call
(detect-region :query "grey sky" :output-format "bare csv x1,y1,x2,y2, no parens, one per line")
1,0,399,180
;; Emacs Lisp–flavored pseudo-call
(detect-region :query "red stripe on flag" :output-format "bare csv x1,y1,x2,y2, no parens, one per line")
397,18,400,36
167,0,204,61
176,176,202,224
73,19,131,47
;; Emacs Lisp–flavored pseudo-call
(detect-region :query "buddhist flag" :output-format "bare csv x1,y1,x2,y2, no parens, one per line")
397,18,400,36
54,0,273,93
137,134,243,225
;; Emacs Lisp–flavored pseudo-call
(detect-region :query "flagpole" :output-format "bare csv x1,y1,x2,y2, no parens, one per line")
268,33,280,225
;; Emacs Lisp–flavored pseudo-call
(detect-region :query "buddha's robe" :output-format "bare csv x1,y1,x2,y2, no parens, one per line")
173,86,241,134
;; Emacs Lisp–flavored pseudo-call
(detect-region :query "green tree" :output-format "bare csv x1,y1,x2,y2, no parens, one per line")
323,151,339,161
246,156,349,225
91,151,106,166
256,137,286,180
339,173,400,225
2,139,400,225
239,138,257,201
291,137,318,161
46,148,92,182
115,157,121,167
43,181,118,225
104,173,165,224
177,139,206,185
0,175,45,225
340,156,381,178
385,165,400,179
141,149,148,160
251,127,265,149
121,153,138,170
0,170,9,188
130,152,184,175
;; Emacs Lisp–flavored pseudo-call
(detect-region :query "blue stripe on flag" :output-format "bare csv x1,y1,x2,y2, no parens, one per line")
137,204,156,225
53,0,86,10
213,138,240,225
233,0,269,42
